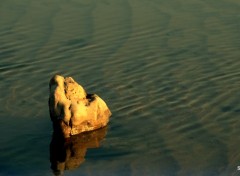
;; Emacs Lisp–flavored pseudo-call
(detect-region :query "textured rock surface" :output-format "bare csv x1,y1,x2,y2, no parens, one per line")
49,75,111,138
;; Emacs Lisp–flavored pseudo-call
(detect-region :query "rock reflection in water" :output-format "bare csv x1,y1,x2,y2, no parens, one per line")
50,127,107,175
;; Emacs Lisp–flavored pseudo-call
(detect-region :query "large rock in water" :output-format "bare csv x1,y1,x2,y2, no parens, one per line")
49,75,111,138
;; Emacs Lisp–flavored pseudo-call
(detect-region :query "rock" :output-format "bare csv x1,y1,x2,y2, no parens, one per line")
50,127,107,174
49,75,111,138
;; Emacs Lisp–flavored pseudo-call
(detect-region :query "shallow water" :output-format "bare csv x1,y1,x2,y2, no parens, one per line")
0,0,240,175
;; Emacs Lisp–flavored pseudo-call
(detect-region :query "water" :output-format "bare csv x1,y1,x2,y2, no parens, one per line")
0,0,240,175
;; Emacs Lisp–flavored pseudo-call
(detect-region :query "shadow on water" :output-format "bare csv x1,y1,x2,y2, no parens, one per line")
50,127,107,176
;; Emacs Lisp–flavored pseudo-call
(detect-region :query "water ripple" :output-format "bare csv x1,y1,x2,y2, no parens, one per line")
0,0,240,175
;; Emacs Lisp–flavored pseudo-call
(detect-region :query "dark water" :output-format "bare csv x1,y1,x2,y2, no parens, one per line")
0,0,240,175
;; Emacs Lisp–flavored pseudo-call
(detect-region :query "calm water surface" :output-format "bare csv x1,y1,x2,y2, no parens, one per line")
0,0,240,175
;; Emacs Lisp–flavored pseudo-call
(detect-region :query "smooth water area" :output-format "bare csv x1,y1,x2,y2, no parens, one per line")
0,0,240,175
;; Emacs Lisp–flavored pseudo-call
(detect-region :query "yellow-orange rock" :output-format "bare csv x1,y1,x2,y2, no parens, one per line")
49,75,111,138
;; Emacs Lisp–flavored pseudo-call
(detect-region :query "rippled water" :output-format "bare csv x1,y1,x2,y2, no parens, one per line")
0,0,240,175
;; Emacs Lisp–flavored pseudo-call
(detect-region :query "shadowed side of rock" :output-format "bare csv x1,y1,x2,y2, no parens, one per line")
49,75,111,138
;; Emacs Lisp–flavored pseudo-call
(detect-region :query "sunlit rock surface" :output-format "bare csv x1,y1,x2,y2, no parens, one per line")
49,75,111,138
50,127,107,175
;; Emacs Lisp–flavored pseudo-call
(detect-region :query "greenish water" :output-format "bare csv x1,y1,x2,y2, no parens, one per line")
0,0,240,175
